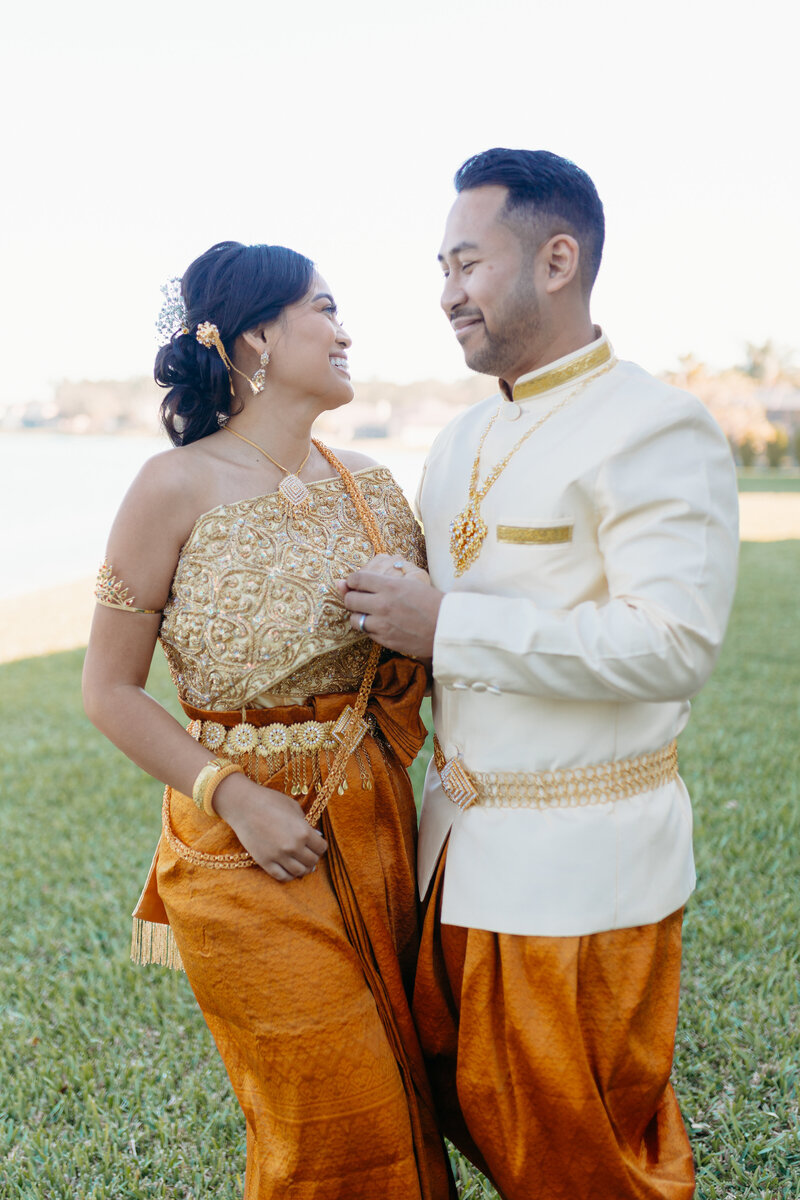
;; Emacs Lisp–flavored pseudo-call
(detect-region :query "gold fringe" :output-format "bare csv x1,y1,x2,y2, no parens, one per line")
130,917,186,973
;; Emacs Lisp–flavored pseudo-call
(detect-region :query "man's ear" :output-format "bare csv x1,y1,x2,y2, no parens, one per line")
539,233,581,294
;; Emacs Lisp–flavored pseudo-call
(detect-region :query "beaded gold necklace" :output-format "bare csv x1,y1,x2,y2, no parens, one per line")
449,355,616,576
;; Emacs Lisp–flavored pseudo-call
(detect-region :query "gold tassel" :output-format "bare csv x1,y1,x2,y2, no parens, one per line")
130,917,186,973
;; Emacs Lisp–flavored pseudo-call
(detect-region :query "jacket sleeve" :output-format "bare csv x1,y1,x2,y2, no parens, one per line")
432,402,739,703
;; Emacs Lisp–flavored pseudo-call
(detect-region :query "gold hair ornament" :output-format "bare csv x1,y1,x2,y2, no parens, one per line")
195,322,267,397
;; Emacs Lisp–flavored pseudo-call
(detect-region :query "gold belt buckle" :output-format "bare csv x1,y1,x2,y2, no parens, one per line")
440,756,479,811
331,704,369,750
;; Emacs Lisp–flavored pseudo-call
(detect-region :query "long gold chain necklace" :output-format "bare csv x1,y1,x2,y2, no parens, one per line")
449,361,615,576
224,425,313,511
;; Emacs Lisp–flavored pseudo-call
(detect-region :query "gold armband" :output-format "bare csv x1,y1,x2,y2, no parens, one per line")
192,758,246,817
95,561,163,615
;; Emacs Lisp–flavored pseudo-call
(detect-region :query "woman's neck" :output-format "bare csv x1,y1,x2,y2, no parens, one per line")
225,394,316,471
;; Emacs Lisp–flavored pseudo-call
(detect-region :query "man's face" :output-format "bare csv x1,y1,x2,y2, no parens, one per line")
438,185,541,380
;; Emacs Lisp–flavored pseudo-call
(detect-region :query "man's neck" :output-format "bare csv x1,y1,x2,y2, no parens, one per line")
501,319,598,392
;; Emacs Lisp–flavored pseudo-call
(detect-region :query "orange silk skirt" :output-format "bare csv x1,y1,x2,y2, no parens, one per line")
134,658,455,1200
413,848,695,1200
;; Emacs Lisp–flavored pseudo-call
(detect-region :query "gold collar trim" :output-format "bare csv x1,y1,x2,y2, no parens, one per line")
502,336,614,403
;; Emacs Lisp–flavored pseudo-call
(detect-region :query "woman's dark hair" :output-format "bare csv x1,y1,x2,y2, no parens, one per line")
155,241,315,446
454,148,605,291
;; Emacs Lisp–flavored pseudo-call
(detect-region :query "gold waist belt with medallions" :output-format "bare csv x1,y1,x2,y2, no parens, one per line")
187,711,378,798
433,737,679,812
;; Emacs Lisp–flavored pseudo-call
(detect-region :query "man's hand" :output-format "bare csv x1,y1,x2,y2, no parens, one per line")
338,554,443,660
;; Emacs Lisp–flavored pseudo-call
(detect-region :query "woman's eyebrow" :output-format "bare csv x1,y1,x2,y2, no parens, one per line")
312,292,336,305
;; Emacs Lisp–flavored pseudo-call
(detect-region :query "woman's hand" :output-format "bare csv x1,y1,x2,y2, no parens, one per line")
213,773,328,882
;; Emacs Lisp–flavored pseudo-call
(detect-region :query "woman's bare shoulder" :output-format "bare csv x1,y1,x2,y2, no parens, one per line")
329,447,383,472
131,441,214,500
111,444,209,545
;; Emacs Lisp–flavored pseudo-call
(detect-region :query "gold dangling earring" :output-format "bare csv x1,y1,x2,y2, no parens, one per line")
250,349,270,395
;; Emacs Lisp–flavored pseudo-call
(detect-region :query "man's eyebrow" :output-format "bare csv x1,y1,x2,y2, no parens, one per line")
437,241,479,263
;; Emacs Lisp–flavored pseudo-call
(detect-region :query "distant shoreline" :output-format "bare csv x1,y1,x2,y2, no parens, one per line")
2,493,799,665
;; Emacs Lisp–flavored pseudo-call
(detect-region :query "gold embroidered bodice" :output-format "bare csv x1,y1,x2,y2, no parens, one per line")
158,466,425,710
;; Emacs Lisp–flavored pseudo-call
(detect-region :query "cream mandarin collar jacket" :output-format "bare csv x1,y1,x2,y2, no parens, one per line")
417,333,739,937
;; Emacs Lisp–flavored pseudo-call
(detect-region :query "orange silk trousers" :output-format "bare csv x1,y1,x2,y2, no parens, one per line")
413,848,695,1200
148,660,455,1200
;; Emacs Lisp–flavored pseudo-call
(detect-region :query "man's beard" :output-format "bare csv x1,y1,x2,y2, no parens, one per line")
463,278,542,378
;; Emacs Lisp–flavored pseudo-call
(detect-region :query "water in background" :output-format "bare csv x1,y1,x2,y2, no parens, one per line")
0,432,429,599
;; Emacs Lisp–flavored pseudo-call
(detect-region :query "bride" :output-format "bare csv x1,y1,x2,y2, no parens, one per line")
82,240,453,1199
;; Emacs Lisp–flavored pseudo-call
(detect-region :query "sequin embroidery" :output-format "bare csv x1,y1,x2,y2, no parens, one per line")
158,467,425,709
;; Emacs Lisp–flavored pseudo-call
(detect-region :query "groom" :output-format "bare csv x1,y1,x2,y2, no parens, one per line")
341,148,738,1198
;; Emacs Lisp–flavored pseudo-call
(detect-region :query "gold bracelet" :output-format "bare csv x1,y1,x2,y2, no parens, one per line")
191,758,245,817
203,762,245,816
192,760,223,811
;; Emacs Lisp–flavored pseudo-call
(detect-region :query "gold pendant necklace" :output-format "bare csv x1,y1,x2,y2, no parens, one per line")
224,426,313,511
449,359,615,576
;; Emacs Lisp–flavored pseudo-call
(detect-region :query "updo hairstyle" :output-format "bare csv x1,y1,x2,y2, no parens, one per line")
155,241,315,446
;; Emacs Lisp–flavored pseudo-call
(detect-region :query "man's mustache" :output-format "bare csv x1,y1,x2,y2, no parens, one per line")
450,308,483,327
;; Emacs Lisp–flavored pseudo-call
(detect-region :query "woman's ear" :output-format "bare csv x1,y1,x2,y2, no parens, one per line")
239,324,270,356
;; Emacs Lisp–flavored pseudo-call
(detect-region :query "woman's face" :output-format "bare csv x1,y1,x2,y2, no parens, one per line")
266,275,354,409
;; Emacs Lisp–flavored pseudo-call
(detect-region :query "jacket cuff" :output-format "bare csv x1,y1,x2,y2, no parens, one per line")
433,591,514,694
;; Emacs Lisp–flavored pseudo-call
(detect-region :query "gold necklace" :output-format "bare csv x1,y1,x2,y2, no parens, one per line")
449,359,615,576
225,426,313,510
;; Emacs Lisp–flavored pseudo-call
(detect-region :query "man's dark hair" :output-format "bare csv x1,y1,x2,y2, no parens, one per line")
454,148,605,290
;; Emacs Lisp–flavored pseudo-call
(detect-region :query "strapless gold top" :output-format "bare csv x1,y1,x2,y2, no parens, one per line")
158,466,425,710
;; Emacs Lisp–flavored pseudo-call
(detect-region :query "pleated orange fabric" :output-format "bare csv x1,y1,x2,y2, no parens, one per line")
144,659,455,1200
413,848,695,1200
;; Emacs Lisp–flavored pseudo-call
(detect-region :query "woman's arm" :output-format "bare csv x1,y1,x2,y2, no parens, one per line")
82,452,326,881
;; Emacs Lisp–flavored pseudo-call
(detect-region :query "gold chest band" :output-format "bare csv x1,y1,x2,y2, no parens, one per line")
496,524,573,545
433,736,678,811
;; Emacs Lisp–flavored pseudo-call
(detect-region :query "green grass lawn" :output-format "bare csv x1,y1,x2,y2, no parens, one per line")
737,469,800,492
1,541,798,1197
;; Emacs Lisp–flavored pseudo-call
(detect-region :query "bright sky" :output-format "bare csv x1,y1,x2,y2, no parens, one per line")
1,0,796,404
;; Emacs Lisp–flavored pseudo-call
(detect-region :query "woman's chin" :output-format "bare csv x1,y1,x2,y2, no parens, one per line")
325,381,355,408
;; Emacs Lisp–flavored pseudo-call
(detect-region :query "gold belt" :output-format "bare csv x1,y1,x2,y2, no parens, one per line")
187,710,376,798
433,736,678,811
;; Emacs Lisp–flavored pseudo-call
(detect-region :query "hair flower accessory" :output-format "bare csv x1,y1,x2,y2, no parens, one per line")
196,321,221,348
156,276,189,345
